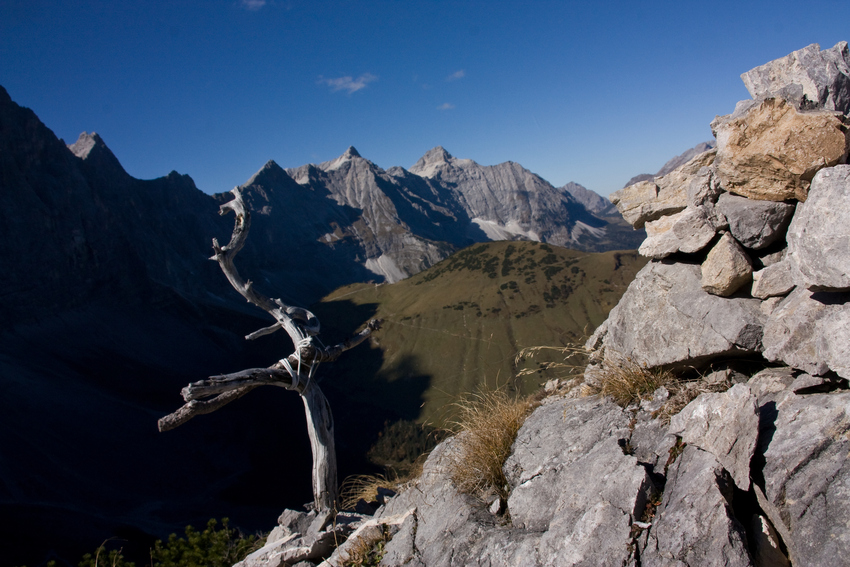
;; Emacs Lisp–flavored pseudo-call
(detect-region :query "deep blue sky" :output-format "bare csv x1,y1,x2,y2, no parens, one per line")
2,1,848,196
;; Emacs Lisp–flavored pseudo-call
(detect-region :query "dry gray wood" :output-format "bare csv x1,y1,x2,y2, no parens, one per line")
158,187,379,512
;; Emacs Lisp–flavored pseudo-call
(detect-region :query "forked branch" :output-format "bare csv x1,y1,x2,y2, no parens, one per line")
158,187,380,511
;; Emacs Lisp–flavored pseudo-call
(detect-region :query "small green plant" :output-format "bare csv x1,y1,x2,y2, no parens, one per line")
79,541,135,567
445,389,536,502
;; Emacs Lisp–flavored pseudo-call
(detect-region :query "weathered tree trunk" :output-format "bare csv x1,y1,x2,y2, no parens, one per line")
159,187,379,512
301,383,337,511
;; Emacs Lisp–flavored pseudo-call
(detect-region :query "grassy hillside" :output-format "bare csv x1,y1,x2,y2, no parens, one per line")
310,241,646,472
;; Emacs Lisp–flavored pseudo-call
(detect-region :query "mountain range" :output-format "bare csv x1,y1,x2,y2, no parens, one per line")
0,83,651,564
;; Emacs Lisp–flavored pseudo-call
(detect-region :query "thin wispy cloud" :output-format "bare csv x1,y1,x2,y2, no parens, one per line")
446,69,465,81
438,103,455,110
319,73,378,94
241,0,267,10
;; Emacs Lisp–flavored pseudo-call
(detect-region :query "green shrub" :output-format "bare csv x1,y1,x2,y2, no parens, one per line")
75,518,264,567
151,518,263,567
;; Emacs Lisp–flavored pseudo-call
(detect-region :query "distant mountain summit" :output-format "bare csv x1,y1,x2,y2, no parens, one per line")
623,140,717,188
559,181,619,217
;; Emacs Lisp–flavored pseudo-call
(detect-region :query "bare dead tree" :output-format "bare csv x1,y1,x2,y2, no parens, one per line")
158,187,380,512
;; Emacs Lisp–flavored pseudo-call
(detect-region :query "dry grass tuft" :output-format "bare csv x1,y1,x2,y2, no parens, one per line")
445,389,536,502
339,453,429,511
339,474,392,511
594,356,676,408
515,344,587,381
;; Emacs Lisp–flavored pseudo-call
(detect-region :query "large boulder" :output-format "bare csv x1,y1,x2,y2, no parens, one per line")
713,97,848,201
591,261,765,370
787,165,850,290
611,149,716,228
757,390,850,566
762,287,850,378
741,41,850,114
715,192,796,250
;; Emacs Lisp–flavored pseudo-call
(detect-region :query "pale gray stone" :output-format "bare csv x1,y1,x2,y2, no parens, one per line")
762,287,850,378
758,390,850,566
787,165,850,291
631,401,677,470
751,260,796,299
507,396,653,567
701,233,753,297
755,247,785,269
741,41,850,114
639,206,717,259
378,514,424,567
505,396,642,531
687,166,723,207
596,261,765,369
611,149,716,228
641,446,752,567
747,367,796,404
668,384,759,490
377,437,485,567
790,372,848,393
715,193,795,250
759,296,785,317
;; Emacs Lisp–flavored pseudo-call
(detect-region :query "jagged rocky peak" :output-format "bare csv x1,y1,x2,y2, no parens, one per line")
409,146,460,177
67,131,128,177
243,159,292,187
560,181,617,216
319,145,375,172
343,145,361,158
68,131,102,159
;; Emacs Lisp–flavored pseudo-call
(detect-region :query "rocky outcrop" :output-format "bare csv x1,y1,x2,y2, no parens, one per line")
591,41,850,377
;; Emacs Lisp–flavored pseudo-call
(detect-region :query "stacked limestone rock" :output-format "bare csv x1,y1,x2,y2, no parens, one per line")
235,44,850,567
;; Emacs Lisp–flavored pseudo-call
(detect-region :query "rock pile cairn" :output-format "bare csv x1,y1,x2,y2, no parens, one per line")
592,40,850,377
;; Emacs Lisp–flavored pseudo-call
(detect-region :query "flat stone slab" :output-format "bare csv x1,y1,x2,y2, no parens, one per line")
596,261,765,369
